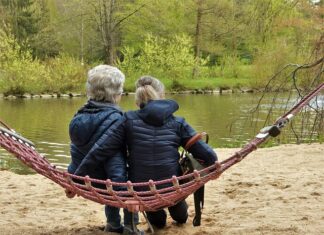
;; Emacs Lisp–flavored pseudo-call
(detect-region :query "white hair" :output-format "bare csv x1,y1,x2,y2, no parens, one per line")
86,65,125,104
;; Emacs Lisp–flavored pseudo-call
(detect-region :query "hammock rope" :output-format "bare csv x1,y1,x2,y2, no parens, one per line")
0,82,323,212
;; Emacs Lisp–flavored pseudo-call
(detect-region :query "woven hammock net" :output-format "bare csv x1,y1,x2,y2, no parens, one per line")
0,82,323,212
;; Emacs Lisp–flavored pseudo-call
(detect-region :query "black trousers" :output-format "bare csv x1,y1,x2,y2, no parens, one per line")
146,200,188,228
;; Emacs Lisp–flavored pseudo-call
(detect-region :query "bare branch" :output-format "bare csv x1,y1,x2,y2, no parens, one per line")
112,4,146,32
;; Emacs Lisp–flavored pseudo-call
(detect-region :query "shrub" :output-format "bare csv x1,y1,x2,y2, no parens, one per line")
0,28,48,94
118,34,198,80
0,28,86,95
45,54,88,93
170,80,186,91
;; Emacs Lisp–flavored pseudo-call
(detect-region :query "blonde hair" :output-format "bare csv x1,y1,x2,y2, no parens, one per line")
86,65,125,104
135,76,165,106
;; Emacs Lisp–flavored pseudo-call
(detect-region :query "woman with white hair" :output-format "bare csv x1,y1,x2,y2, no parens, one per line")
67,65,136,234
75,76,217,233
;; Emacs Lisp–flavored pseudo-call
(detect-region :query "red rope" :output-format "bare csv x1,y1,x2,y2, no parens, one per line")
0,83,323,212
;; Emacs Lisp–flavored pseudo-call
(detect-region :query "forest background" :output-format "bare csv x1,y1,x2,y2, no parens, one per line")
0,0,322,95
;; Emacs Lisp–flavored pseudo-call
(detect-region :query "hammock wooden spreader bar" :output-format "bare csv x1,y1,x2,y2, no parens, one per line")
0,83,323,212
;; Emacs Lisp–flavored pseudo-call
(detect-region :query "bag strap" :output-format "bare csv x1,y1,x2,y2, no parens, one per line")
184,132,208,150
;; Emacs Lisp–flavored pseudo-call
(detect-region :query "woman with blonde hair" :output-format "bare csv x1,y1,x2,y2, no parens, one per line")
75,76,217,233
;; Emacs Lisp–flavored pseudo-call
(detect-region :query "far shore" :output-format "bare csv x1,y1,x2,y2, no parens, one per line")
1,143,323,235
0,88,256,100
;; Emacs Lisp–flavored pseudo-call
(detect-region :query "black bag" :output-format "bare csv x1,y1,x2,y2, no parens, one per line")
180,152,206,176
179,132,209,226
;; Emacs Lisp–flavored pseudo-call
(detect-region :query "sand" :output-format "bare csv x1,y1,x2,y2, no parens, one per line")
0,143,323,235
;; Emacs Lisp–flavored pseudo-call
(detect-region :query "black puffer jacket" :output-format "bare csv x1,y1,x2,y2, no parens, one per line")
75,100,217,184
68,100,127,183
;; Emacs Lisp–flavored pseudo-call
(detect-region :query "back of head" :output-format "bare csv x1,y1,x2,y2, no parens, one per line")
135,76,165,106
86,65,125,104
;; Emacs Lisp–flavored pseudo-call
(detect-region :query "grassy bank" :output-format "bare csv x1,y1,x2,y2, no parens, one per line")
0,76,252,96
123,65,254,92
0,59,254,95
124,76,251,92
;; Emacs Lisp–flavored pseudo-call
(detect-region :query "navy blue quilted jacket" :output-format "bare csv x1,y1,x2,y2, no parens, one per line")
75,99,217,185
68,100,127,183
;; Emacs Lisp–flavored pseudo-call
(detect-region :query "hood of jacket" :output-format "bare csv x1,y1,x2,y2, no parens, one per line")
69,100,122,146
136,99,179,126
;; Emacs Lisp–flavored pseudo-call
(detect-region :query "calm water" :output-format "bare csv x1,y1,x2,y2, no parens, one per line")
0,93,322,174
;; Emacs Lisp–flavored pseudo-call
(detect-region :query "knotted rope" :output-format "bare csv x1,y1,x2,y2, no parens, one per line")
0,83,323,212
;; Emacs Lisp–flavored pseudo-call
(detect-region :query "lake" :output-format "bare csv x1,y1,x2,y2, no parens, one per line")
0,92,322,174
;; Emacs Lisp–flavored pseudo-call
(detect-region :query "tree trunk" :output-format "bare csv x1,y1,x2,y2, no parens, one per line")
102,0,115,65
192,0,203,78
105,35,114,65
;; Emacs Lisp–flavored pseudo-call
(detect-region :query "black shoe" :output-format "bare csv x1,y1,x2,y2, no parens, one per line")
122,226,145,235
104,223,124,234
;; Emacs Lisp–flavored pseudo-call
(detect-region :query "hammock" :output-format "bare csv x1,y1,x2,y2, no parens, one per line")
0,83,323,213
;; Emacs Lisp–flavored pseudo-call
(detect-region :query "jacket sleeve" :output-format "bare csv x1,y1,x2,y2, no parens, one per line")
180,119,217,166
74,117,127,176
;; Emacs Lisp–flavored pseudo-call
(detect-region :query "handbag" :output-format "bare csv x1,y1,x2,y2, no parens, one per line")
179,132,209,226
180,132,209,175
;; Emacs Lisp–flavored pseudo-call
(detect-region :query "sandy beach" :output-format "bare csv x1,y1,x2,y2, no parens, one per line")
0,143,323,235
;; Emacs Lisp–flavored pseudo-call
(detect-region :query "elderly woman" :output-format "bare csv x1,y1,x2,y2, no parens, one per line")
75,76,217,233
67,65,136,234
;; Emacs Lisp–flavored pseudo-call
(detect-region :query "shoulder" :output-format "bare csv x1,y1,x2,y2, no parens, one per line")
124,110,139,120
173,116,185,124
107,110,123,120
101,106,123,119
104,105,123,115
164,116,187,132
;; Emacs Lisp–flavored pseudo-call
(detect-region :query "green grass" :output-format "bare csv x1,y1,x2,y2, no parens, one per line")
124,76,251,92
123,65,254,92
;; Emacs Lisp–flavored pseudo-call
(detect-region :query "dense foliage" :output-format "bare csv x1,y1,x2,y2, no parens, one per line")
0,0,322,94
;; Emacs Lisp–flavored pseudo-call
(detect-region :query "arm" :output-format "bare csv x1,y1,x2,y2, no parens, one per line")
74,118,127,176
180,120,217,166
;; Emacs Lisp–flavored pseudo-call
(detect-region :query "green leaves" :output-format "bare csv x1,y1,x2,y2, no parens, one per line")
118,34,197,80
0,27,86,95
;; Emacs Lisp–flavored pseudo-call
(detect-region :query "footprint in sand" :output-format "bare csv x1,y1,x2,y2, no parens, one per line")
304,181,321,187
21,206,29,212
224,188,238,199
236,181,254,187
7,184,17,189
205,217,213,222
269,182,291,189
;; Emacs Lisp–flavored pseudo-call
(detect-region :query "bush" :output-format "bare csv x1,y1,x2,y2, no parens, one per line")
46,54,88,93
250,40,295,89
0,27,86,95
0,28,47,94
118,34,199,80
170,80,186,91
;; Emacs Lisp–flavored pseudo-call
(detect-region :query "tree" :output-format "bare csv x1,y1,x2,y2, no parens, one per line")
73,0,144,65
0,0,39,49
29,0,61,59
0,0,60,59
